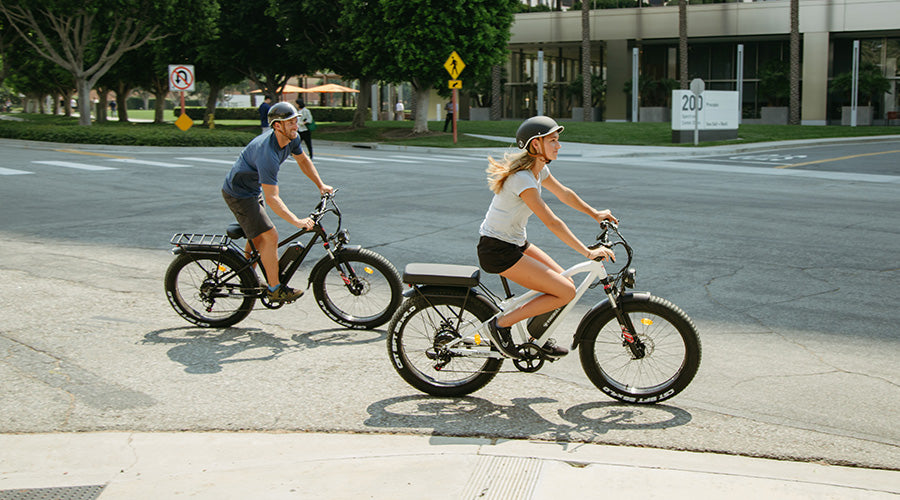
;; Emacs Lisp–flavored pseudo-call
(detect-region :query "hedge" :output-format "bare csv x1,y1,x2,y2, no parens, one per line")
175,106,357,122
0,115,257,147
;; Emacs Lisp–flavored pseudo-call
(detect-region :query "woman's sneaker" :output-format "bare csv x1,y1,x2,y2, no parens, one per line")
267,284,303,303
541,338,569,358
487,318,521,359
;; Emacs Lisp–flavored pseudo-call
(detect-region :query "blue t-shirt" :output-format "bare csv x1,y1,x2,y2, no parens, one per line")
222,131,304,199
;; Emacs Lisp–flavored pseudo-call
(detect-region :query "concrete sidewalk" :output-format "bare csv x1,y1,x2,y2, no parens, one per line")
1,432,898,499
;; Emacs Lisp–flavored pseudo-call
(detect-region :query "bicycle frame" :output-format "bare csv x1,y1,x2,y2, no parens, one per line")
445,259,613,359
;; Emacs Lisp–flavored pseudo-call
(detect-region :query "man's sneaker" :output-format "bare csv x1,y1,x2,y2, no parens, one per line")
487,317,521,358
267,284,303,303
541,338,569,357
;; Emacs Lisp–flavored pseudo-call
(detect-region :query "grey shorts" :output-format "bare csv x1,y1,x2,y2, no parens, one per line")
222,190,274,240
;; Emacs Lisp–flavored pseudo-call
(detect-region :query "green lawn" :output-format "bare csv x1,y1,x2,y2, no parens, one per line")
2,110,898,148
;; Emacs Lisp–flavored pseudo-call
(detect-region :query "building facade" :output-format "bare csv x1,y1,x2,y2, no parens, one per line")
505,0,900,124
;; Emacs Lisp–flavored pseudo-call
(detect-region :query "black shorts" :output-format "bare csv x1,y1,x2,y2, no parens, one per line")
477,236,530,274
222,190,274,240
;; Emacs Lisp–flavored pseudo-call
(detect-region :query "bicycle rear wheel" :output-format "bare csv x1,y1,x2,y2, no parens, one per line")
579,295,701,404
388,290,502,397
164,252,257,328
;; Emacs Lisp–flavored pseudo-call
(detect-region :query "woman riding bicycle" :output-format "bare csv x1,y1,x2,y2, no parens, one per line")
478,116,617,358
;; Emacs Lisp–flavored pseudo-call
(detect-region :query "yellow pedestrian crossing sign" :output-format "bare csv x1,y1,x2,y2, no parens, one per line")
444,51,465,79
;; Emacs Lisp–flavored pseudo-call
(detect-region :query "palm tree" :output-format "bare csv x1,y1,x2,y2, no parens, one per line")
582,0,592,121
789,0,800,124
679,0,688,90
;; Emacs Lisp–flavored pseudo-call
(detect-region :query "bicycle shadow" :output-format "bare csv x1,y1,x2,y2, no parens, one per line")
141,325,385,374
364,394,692,443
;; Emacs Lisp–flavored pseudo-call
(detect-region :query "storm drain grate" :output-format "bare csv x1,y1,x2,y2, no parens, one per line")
0,485,106,500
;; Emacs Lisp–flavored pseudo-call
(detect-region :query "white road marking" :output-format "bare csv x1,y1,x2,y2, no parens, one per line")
32,161,117,171
107,159,191,168
0,167,33,175
176,157,235,164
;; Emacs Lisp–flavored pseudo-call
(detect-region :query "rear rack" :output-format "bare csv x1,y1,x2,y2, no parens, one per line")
170,233,231,250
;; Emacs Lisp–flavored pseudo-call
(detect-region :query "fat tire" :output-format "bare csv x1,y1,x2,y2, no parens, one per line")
579,295,701,404
387,289,502,397
164,252,257,328
311,248,402,329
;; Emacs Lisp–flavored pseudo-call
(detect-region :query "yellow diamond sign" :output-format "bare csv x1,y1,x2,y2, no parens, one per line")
444,51,465,79
175,113,194,131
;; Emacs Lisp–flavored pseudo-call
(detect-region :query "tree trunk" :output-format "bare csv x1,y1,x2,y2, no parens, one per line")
204,82,221,127
491,65,501,121
581,0,592,122
153,79,168,124
679,0,688,89
116,82,132,122
412,82,430,134
353,77,371,128
96,88,108,123
789,0,801,125
77,78,91,125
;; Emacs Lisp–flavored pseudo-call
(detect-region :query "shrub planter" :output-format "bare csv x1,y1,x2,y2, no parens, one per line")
639,107,670,123
761,107,789,125
571,107,603,121
841,106,873,126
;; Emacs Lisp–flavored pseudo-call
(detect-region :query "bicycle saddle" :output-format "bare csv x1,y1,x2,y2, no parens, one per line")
226,223,245,240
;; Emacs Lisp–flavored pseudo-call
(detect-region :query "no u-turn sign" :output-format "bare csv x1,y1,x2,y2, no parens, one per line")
169,65,195,92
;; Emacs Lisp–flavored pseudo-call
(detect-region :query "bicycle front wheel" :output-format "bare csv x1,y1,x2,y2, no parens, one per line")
387,290,502,397
164,252,257,328
311,248,402,329
579,295,701,404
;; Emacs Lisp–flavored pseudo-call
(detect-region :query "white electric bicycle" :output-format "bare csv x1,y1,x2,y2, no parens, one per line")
387,222,701,404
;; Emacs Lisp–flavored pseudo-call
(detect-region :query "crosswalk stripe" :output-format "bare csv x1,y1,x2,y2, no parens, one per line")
0,167,33,175
107,159,191,168
349,155,420,164
391,154,467,163
313,157,371,164
32,160,117,171
175,157,235,164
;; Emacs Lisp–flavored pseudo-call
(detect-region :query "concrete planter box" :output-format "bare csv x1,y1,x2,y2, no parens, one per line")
761,106,788,125
469,107,490,121
841,106,873,125
639,106,670,122
571,107,603,121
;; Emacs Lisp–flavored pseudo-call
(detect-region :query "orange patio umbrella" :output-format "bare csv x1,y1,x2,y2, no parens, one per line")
303,83,360,93
250,84,313,94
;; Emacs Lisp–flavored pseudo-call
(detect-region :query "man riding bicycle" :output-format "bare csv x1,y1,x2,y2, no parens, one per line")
222,102,333,303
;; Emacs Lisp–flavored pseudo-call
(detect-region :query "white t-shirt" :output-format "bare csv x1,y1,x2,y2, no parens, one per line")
479,166,550,246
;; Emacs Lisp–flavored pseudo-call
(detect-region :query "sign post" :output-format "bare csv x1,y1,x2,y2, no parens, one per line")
168,64,195,131
690,78,705,146
444,51,465,143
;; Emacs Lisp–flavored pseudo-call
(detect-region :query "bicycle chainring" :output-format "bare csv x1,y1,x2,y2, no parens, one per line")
513,343,544,373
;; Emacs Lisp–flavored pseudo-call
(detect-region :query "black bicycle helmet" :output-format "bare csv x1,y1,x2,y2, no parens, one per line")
267,102,301,127
516,115,564,150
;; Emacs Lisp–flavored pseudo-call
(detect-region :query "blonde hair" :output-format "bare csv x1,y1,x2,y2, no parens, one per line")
486,150,537,194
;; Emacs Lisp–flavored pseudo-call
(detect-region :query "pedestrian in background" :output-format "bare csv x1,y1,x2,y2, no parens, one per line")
296,99,314,160
258,95,273,133
443,100,454,132
395,101,405,120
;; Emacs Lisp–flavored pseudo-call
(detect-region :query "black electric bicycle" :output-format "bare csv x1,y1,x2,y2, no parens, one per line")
165,191,402,329
387,222,701,404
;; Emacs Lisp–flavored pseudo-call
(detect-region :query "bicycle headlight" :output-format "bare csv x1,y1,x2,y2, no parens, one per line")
624,268,636,288
337,229,350,244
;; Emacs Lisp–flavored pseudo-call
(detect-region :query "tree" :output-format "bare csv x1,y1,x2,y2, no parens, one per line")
345,0,518,134
831,61,891,107
789,0,800,124
272,0,377,128
581,0,591,121
0,0,167,125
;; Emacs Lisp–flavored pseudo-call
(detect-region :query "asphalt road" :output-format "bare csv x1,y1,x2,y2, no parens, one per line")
1,136,898,469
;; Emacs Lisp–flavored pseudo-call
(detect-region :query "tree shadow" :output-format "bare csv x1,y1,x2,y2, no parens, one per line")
141,325,385,374
365,394,692,443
